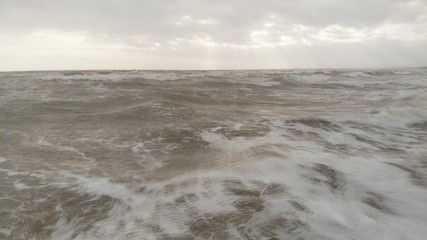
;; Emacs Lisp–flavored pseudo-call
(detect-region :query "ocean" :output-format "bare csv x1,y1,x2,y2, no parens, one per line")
0,68,426,239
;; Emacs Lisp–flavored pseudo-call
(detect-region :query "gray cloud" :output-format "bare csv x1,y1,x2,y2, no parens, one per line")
0,0,426,70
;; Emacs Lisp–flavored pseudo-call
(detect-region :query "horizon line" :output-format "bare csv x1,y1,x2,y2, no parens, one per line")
1,66,426,73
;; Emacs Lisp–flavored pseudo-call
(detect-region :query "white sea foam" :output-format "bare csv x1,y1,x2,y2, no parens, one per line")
391,70,413,75
37,71,182,81
329,90,427,129
341,71,371,78
51,170,243,239
13,181,31,190
0,228,11,238
289,73,331,84
58,171,144,203
198,121,427,239
251,80,281,86
14,116,427,239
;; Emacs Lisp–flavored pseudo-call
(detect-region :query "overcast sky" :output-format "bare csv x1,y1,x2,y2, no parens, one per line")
1,0,426,70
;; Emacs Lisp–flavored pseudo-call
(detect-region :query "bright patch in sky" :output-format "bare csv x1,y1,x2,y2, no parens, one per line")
0,0,426,70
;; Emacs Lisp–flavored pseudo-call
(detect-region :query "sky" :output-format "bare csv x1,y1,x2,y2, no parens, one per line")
1,0,427,71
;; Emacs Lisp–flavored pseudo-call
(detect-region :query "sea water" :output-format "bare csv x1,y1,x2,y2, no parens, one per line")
0,69,426,239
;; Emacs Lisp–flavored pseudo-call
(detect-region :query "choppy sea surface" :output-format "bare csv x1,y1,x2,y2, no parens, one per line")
0,68,426,240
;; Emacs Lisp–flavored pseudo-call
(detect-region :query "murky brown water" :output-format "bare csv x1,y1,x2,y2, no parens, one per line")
1,69,426,239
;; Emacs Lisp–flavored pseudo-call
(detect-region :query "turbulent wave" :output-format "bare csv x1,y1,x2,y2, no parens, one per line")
0,68,426,239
